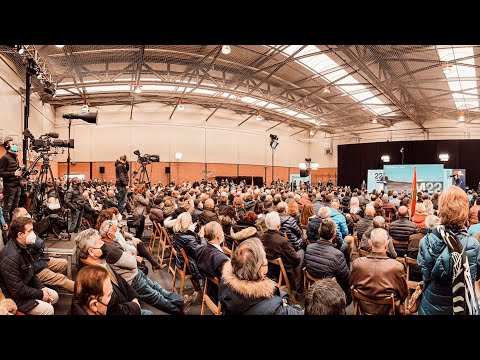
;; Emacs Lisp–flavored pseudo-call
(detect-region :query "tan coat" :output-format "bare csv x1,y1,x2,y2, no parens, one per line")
350,252,408,315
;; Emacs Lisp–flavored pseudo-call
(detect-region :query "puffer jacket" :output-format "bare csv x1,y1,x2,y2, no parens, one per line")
330,208,349,242
0,239,44,313
279,214,304,251
65,184,84,210
417,226,480,315
389,216,417,256
173,230,204,280
355,215,373,241
305,240,351,304
218,261,302,315
0,152,20,187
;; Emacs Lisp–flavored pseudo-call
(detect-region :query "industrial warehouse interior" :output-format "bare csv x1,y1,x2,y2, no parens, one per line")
0,44,479,316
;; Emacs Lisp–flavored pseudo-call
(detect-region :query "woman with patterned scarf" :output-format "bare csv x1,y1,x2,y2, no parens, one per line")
418,186,480,315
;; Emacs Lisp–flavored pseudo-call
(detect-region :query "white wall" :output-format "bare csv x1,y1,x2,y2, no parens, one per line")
0,55,56,149
54,102,309,167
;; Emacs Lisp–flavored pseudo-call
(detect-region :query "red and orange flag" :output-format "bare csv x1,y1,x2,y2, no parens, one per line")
410,166,417,219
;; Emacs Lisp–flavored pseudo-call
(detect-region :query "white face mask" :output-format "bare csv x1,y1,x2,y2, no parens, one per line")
219,235,225,245
26,231,36,245
117,214,123,221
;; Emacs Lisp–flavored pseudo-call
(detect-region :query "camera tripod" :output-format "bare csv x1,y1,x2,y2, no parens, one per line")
25,153,61,221
133,162,152,186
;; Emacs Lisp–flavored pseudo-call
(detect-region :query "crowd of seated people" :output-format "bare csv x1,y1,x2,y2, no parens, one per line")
2,174,480,315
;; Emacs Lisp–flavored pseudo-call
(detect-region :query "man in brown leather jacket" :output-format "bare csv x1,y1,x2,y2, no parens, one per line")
350,228,408,315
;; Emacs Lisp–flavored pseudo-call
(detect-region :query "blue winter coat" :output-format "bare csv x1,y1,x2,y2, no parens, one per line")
417,226,480,315
330,208,349,242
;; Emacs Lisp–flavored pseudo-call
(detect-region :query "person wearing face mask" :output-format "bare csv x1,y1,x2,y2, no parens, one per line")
195,221,230,304
11,208,75,293
76,229,151,315
70,265,113,315
65,177,85,233
0,217,59,315
0,138,23,223
99,220,161,273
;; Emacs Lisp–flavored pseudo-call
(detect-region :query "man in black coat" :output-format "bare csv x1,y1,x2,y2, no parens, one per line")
0,217,59,314
75,228,151,315
195,221,230,303
355,205,375,241
115,155,129,214
0,138,23,223
261,211,303,294
305,218,351,305
388,206,417,257
65,177,84,233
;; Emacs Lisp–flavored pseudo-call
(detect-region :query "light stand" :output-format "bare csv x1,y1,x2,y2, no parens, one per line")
62,111,98,237
23,58,35,165
270,134,279,186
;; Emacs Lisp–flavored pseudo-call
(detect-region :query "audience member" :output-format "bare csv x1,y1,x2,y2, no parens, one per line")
218,237,302,315
350,228,408,315
418,186,480,315
304,278,346,315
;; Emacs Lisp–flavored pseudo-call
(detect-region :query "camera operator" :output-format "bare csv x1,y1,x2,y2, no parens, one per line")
115,154,129,214
0,138,23,223
65,177,85,233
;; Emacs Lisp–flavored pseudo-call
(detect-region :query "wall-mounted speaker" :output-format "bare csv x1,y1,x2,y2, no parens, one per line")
99,166,105,174
165,166,170,174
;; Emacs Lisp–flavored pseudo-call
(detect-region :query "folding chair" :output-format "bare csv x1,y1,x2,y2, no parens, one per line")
351,286,396,315
268,257,296,304
200,276,222,315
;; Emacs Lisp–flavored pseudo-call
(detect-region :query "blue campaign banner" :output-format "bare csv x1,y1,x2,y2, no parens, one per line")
384,164,444,194
367,169,384,193
290,174,311,185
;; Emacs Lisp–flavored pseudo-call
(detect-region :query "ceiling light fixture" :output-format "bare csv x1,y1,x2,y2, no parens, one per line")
55,45,65,48
439,153,449,162
16,45,25,55
372,117,378,124
222,45,231,55
323,86,330,94
309,129,315,137
81,99,89,113
458,110,465,122
256,111,263,121
134,84,142,94
177,99,184,111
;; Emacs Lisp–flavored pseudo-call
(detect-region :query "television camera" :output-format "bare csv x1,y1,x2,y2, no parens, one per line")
133,150,159,164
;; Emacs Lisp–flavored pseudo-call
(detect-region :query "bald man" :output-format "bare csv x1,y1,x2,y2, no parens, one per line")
388,206,417,257
350,228,408,315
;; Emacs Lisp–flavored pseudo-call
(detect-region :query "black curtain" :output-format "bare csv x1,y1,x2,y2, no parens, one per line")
338,140,479,190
